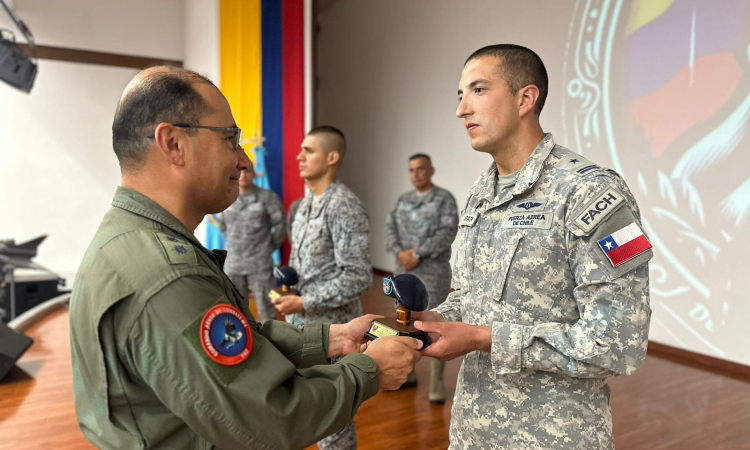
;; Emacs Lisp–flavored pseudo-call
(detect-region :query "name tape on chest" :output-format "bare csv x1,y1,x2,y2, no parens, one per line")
501,211,553,229
573,188,625,233
459,213,479,227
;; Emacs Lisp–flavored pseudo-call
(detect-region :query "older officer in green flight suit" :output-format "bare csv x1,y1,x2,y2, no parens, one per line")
69,66,422,450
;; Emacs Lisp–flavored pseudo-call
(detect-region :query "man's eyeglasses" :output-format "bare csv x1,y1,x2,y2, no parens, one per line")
148,123,243,149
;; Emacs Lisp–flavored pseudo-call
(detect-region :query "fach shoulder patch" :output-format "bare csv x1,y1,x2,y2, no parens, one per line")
571,186,626,234
155,232,198,265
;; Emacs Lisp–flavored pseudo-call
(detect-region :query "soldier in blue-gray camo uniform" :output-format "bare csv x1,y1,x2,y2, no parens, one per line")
384,153,458,404
216,160,286,321
272,126,372,450
414,45,652,449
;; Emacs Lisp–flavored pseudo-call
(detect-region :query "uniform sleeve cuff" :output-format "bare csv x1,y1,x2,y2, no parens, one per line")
338,353,381,400
432,304,461,323
491,322,524,375
300,323,330,367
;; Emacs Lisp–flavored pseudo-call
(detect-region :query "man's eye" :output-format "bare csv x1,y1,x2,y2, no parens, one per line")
475,88,484,93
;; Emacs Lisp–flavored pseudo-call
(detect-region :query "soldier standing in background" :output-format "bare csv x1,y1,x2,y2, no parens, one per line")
217,160,286,321
272,126,373,450
384,153,458,403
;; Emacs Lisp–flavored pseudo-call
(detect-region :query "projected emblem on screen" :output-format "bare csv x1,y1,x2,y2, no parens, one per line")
562,0,750,361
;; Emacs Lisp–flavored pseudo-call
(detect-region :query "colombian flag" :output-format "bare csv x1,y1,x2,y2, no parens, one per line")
207,0,309,263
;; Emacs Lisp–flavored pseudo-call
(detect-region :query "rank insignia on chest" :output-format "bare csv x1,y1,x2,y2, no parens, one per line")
200,304,253,366
459,213,479,227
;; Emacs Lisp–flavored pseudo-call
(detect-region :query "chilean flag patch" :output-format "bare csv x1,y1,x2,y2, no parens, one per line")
597,223,652,267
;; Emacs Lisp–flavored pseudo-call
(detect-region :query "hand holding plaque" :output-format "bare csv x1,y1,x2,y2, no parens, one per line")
364,274,431,348
269,266,299,299
268,266,302,318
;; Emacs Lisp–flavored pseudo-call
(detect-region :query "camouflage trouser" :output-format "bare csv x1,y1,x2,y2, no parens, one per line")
228,272,276,322
318,420,356,450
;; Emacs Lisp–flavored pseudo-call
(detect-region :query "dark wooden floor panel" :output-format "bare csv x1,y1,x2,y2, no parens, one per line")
1,274,749,450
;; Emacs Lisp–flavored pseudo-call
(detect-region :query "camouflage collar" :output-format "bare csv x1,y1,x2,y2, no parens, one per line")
407,186,435,205
307,179,341,219
111,186,206,252
237,188,259,202
470,133,556,202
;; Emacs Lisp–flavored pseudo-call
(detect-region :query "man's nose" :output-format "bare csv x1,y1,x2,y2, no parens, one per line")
238,146,250,169
456,96,471,118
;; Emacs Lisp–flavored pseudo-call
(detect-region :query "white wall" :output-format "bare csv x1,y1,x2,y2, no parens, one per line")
0,0,184,284
316,0,750,365
3,0,184,59
182,0,220,247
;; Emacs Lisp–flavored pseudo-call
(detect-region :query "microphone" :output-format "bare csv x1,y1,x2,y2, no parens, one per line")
274,266,299,292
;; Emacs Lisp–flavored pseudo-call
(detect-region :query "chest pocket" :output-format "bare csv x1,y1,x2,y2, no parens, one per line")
488,230,523,302
492,227,566,325
302,219,333,260
242,204,267,231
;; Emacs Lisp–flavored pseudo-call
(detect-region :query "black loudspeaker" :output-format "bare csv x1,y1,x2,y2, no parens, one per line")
0,322,33,381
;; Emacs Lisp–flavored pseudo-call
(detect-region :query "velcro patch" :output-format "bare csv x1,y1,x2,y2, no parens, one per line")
501,211,553,229
597,223,652,267
155,232,197,265
510,198,547,212
200,304,253,366
459,213,479,227
573,188,625,233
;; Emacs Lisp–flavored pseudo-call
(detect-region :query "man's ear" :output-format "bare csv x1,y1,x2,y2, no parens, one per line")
518,84,540,118
327,150,340,167
153,122,187,166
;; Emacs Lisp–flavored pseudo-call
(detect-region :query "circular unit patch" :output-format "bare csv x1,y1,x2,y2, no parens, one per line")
200,304,253,366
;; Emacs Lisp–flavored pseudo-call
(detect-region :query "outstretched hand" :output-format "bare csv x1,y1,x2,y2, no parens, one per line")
328,314,384,358
413,320,491,361
364,336,423,390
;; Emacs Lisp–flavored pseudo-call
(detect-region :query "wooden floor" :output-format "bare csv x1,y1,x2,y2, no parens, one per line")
1,274,749,450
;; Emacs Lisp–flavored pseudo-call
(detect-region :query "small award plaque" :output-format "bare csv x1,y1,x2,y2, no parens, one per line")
268,266,300,318
365,274,431,348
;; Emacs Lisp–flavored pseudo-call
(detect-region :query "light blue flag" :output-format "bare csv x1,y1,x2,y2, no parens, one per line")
253,145,281,265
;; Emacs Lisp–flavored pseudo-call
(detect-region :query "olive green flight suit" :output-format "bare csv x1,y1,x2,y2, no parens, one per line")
70,187,380,450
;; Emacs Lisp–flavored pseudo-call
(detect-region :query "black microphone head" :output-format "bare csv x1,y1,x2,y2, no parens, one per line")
383,274,428,311
273,266,299,286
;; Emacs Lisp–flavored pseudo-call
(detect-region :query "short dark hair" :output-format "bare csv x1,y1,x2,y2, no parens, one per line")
112,67,217,172
408,153,432,164
308,125,346,145
308,125,347,163
465,44,548,115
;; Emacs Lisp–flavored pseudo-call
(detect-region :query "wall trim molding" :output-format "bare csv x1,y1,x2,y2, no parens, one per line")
647,341,749,381
18,44,182,69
